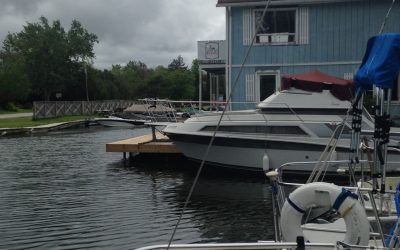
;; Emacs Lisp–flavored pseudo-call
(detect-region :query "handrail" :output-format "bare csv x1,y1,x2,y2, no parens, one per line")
269,159,400,246
136,242,337,250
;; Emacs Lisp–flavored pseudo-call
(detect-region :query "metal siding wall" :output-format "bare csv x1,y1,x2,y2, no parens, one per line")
245,74,257,102
279,64,358,81
231,67,259,110
381,0,400,33
231,1,400,65
309,0,400,63
243,9,252,46
228,1,400,109
231,8,247,66
298,7,309,44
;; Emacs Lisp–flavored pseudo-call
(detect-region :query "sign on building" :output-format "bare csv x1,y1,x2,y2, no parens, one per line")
198,40,226,64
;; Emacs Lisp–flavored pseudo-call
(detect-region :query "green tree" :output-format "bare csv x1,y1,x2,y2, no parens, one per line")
0,53,30,107
139,65,194,100
166,69,194,99
90,68,118,100
2,16,98,101
190,59,200,99
168,55,187,70
141,66,169,98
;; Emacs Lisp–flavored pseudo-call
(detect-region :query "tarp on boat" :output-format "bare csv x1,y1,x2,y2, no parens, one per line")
354,33,400,91
281,70,353,101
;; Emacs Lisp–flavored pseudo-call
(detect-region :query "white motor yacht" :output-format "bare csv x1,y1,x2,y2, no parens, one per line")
163,87,400,173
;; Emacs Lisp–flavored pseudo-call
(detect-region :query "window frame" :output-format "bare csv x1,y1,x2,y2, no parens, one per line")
253,7,298,46
256,70,280,101
201,125,309,137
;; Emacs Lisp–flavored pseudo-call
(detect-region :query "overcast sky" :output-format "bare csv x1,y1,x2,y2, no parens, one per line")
0,0,225,69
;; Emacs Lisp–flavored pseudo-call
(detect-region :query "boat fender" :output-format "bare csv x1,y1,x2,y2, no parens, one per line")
262,153,270,172
280,182,369,246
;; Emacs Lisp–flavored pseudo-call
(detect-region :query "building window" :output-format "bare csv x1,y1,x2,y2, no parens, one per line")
254,9,296,44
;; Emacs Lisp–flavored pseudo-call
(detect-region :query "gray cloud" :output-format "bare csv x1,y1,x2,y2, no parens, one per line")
0,0,225,69
1,0,45,15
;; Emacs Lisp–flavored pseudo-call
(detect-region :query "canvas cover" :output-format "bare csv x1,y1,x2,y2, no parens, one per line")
281,70,353,101
354,33,400,91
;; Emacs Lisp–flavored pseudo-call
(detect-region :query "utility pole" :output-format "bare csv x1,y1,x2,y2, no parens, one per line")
84,64,89,102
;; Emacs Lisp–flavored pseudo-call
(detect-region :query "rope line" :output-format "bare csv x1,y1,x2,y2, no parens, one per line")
378,0,397,35
166,1,272,248
167,0,398,247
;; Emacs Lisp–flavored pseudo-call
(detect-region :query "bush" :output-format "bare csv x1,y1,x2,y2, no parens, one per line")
3,102,18,112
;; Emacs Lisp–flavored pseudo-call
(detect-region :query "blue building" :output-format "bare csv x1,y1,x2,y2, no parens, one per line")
198,0,400,110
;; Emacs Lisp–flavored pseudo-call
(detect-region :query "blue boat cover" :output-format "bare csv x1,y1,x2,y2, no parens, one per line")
354,33,400,91
396,183,400,217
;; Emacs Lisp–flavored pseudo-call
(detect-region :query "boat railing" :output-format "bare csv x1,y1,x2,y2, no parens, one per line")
267,159,400,248
135,241,382,249
135,242,339,250
135,99,179,123
261,102,306,122
134,98,319,123
272,160,399,208
275,160,400,186
135,99,259,122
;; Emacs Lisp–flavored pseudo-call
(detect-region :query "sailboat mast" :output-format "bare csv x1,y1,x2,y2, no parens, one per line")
372,87,392,193
349,90,364,185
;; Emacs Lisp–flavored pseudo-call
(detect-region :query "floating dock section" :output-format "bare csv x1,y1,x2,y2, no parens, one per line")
106,132,181,157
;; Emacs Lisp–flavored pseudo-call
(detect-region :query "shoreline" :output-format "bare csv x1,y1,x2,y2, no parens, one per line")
0,120,93,136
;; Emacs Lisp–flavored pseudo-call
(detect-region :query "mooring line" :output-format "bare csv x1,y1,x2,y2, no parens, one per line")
166,1,273,248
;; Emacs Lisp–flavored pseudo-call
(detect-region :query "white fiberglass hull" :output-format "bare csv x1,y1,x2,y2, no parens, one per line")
166,133,400,173
164,89,400,173
173,141,330,172
94,117,146,127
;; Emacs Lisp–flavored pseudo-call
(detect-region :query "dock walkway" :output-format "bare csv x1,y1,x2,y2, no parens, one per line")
106,132,180,155
0,120,90,136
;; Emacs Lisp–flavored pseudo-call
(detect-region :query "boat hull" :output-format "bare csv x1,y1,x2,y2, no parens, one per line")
95,118,146,127
166,132,400,173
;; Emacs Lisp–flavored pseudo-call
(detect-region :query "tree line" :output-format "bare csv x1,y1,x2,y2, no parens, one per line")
0,17,200,109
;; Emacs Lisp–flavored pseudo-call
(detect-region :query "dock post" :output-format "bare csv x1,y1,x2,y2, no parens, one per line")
123,152,126,160
151,126,156,141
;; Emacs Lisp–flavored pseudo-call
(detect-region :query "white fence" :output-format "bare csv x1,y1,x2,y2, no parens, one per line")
33,100,135,120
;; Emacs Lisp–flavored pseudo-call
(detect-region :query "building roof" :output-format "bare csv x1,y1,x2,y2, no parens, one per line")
217,0,358,7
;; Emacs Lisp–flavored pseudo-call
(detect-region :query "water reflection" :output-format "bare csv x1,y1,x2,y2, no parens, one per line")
124,156,275,245
0,127,274,249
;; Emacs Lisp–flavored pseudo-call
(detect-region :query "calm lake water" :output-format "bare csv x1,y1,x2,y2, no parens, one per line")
0,127,274,249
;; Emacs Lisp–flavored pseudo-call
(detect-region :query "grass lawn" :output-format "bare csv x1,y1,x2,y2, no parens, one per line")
0,115,97,128
0,108,32,114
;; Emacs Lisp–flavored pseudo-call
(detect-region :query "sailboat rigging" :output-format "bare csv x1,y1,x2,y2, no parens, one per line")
138,0,400,249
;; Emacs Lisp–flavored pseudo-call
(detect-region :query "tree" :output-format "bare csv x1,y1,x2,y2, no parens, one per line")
0,53,30,107
1,16,98,101
168,55,187,70
190,59,200,98
165,69,194,100
68,20,98,63
90,68,118,100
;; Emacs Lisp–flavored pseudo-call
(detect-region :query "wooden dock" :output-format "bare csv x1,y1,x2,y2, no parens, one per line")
106,132,181,155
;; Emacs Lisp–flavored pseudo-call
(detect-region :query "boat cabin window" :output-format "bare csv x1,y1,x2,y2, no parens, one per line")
259,108,348,116
325,121,374,137
361,120,374,130
201,125,308,136
324,123,352,138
